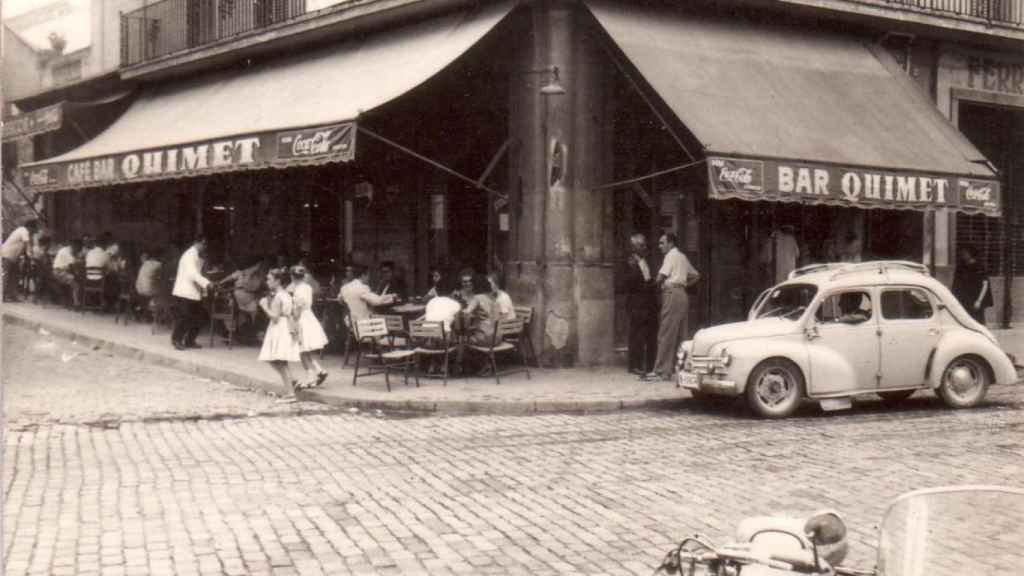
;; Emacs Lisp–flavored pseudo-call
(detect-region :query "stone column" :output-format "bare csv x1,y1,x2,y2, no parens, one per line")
507,0,615,367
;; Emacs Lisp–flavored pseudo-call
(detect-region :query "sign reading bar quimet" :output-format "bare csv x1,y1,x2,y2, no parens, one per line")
707,156,1001,217
20,122,356,191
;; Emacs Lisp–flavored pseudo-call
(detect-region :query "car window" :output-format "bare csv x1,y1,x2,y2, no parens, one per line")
816,290,873,324
753,284,817,320
881,288,934,320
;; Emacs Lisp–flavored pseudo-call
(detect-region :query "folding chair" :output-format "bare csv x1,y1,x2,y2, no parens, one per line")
149,294,173,334
465,318,532,384
512,306,538,366
409,320,458,386
351,317,417,392
208,289,238,349
373,314,409,349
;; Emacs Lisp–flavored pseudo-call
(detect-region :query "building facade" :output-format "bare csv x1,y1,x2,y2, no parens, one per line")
10,0,1024,366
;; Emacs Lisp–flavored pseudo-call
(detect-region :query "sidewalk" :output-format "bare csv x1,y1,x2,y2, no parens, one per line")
1,303,687,414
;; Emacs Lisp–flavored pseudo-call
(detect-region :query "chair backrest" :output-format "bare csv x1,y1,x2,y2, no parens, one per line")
498,318,525,340
514,306,534,324
354,317,388,340
84,266,105,282
409,320,445,342
375,314,406,334
210,290,235,317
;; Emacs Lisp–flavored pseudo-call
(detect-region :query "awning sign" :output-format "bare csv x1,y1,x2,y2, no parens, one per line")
708,156,1001,217
2,103,64,142
21,121,356,191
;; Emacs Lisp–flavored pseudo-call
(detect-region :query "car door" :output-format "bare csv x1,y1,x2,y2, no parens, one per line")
878,287,940,389
806,289,880,395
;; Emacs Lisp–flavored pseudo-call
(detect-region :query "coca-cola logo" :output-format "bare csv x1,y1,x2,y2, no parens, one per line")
718,166,754,185
26,169,53,186
963,184,991,202
291,130,334,156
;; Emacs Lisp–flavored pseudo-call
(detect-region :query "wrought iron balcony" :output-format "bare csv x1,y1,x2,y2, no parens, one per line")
862,0,1023,26
120,0,312,66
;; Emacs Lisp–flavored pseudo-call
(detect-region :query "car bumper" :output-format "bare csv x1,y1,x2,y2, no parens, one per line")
677,370,737,395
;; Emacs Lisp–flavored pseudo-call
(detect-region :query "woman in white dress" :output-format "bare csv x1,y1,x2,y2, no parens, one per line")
290,266,329,388
258,268,301,393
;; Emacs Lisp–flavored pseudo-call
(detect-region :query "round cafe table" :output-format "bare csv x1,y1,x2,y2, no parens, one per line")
391,302,427,316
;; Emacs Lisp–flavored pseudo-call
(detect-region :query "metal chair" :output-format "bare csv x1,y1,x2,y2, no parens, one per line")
351,317,417,392
79,267,106,313
373,314,409,349
409,320,458,386
511,306,538,366
465,318,531,384
208,289,238,348
113,274,135,325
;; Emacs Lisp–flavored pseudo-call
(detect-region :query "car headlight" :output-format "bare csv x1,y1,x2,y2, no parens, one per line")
719,348,731,368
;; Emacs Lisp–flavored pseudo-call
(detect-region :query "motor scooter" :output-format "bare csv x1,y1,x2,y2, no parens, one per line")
653,485,1024,576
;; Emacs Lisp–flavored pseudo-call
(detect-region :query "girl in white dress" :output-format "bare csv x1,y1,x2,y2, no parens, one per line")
258,268,301,393
290,266,329,388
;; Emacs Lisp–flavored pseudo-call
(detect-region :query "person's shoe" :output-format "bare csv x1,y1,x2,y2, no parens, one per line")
315,371,329,386
173,342,186,351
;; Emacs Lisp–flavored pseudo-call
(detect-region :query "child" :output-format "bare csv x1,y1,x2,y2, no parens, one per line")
290,265,329,388
258,268,301,394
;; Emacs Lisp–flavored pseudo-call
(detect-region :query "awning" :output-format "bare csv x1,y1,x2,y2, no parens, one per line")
20,2,513,192
587,2,1002,217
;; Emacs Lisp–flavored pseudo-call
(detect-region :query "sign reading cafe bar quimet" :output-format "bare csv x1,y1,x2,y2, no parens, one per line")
20,122,356,191
708,155,1001,217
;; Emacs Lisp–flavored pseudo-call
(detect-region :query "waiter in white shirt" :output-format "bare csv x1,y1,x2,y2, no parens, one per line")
1,219,39,302
171,237,211,350
645,232,701,381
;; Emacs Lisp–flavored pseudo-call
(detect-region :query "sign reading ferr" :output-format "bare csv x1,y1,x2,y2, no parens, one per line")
708,155,1001,217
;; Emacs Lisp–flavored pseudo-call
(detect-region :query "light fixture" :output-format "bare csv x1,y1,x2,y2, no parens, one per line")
521,65,567,96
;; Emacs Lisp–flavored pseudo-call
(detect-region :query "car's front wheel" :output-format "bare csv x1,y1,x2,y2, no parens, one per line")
938,355,990,408
746,359,804,418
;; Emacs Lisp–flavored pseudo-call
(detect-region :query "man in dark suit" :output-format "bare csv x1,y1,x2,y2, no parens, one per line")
625,233,658,375
374,261,407,301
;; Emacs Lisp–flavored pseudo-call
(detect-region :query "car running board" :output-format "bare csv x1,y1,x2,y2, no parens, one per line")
819,398,854,412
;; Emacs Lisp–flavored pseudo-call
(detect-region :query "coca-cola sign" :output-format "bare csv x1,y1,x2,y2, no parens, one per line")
277,123,355,161
959,179,999,209
709,157,764,193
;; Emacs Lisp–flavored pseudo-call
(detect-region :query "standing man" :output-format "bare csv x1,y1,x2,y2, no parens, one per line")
952,246,992,325
625,233,658,376
645,233,701,381
1,219,39,302
171,236,211,350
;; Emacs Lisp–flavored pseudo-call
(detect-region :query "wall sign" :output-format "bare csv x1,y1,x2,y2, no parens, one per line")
2,103,63,142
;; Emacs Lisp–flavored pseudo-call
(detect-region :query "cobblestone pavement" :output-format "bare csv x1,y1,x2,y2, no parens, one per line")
4,326,1024,575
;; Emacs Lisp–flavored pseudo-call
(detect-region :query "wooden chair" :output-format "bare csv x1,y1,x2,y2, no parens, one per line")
373,314,409,349
351,317,417,392
149,294,174,334
409,320,458,386
465,318,531,384
208,289,238,349
80,267,106,313
512,306,538,366
113,274,135,325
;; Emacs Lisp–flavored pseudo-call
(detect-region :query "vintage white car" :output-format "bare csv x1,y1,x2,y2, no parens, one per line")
676,260,1019,418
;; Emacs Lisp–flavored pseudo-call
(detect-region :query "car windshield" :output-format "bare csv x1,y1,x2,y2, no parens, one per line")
753,284,817,320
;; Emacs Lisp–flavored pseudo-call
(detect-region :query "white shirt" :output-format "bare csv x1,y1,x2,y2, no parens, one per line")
135,260,163,297
340,279,389,323
52,246,77,270
494,290,516,321
424,296,462,331
659,247,699,287
85,246,111,278
172,245,210,301
1,227,31,260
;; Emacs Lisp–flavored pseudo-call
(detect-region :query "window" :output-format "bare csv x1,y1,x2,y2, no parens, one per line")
816,291,872,324
881,288,934,320
52,59,82,86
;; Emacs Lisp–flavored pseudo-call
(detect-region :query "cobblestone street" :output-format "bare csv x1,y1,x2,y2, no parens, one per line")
4,324,1024,575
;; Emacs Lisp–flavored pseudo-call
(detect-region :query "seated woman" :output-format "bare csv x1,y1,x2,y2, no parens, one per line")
425,267,448,300
463,274,498,347
487,271,517,321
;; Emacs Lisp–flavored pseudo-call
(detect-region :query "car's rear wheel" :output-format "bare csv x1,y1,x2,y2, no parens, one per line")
938,355,990,408
878,390,915,405
746,359,804,418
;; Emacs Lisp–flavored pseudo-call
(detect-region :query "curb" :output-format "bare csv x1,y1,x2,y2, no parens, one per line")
3,311,690,416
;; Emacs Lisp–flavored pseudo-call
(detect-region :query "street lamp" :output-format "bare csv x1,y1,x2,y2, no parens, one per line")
521,66,567,96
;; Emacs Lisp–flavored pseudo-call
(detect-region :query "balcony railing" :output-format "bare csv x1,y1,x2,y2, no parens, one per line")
120,0,310,66
865,0,1024,25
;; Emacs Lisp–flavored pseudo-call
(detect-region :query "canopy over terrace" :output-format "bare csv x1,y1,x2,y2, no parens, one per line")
20,2,513,192
587,1,1003,217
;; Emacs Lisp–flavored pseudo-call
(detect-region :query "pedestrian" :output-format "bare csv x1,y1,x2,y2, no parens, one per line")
290,265,329,388
171,236,211,350
644,233,701,381
952,245,992,325
258,267,301,393
2,218,40,302
625,233,658,376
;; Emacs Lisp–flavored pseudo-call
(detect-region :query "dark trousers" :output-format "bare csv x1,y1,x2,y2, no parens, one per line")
172,296,204,346
628,296,658,373
2,258,20,301
969,306,987,325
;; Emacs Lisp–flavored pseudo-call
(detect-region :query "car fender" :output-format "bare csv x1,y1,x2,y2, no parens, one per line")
719,337,810,395
928,331,1018,388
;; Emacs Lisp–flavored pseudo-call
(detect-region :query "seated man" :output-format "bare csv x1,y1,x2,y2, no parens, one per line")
52,238,82,306
135,248,163,301
217,256,268,338
373,261,406,301
85,235,115,309
487,271,517,321
340,264,397,326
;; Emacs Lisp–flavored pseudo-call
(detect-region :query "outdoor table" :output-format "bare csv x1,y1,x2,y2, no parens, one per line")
391,303,427,316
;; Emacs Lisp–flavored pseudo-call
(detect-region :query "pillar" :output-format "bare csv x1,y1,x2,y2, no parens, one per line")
507,0,615,367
